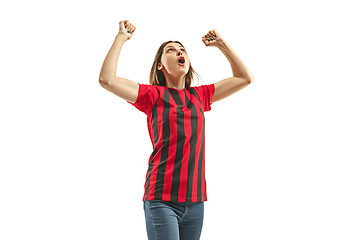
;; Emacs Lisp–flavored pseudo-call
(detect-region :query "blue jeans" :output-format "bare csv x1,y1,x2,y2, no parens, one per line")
143,200,204,240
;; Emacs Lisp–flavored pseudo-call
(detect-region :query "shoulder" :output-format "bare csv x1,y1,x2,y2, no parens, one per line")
191,83,215,95
138,83,162,94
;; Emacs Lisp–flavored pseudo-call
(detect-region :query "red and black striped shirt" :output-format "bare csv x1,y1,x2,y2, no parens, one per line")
127,83,215,202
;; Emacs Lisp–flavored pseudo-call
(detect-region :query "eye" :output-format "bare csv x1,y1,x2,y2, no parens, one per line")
167,48,173,52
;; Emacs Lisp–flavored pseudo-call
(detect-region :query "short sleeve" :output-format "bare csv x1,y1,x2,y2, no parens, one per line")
194,83,215,112
127,83,158,114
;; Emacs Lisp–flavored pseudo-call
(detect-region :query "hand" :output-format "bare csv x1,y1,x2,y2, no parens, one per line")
202,29,223,47
119,20,136,40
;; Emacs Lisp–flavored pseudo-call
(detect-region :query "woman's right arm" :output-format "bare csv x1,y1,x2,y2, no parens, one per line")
99,20,139,104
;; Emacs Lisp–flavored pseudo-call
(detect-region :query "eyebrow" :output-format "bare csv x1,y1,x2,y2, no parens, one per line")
165,45,185,50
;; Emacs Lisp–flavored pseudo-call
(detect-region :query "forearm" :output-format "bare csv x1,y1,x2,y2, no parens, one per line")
99,33,128,81
217,40,254,81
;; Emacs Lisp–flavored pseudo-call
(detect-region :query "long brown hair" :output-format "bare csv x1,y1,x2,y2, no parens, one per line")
149,40,200,90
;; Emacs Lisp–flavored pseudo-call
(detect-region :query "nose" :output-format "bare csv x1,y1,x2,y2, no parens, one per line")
177,50,183,56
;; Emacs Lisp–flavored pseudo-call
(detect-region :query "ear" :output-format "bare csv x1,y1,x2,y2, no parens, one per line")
157,62,163,71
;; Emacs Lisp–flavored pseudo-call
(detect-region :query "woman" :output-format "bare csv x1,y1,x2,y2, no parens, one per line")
99,20,254,240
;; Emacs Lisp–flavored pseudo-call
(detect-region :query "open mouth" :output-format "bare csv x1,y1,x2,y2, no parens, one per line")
177,56,185,65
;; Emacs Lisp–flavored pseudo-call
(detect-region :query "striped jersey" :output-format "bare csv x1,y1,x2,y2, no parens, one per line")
127,83,215,202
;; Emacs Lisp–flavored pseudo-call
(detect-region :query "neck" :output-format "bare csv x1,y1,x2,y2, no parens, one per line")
165,74,186,90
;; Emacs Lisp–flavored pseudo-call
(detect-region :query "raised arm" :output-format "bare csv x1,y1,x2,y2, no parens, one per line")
99,20,139,103
202,30,254,103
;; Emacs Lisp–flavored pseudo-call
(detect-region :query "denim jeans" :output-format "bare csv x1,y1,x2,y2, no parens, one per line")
143,200,204,240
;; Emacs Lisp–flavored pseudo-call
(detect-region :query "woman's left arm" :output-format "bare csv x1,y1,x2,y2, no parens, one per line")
202,29,254,103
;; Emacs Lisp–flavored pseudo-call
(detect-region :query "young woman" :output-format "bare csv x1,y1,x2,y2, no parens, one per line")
99,20,254,240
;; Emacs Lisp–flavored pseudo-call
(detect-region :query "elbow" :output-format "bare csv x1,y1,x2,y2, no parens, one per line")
242,77,254,84
99,76,113,86
99,78,113,89
99,78,107,86
237,74,254,84
248,73,255,83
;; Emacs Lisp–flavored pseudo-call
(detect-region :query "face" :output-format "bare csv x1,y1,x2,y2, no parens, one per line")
157,43,190,78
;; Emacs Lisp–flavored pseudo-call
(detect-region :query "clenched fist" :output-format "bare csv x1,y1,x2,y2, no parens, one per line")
202,29,223,47
119,20,136,40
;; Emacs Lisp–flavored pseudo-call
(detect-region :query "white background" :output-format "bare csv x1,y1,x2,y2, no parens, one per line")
1,0,359,239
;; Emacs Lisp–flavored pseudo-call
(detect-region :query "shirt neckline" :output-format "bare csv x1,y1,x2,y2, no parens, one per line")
165,86,186,92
